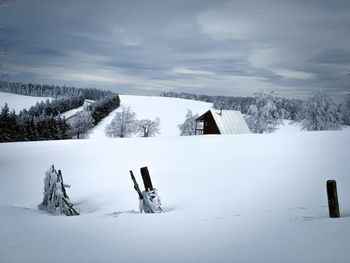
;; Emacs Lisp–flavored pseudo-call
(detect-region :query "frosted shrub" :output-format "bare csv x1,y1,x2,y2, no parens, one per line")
178,109,198,136
296,91,342,131
246,90,282,133
140,189,162,213
38,165,79,216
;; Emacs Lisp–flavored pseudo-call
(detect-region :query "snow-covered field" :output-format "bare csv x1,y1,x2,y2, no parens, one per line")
1,94,350,262
0,91,52,113
0,131,349,262
88,95,212,138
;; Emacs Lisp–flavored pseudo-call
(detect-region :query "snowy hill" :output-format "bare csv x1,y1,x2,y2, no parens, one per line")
0,91,52,113
88,95,212,138
0,130,349,262
1,94,350,262
0,92,309,135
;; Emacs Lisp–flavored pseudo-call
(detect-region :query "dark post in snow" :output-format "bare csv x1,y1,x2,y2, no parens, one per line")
130,166,162,213
140,166,153,191
130,170,143,200
327,180,340,218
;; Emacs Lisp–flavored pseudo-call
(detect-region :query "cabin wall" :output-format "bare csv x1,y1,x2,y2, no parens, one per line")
203,112,220,134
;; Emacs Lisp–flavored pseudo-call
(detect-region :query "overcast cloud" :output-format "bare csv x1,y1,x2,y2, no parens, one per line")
1,0,350,100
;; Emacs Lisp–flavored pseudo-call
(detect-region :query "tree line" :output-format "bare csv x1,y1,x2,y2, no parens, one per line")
0,81,114,100
160,91,303,121
69,95,121,139
0,82,121,142
165,90,350,134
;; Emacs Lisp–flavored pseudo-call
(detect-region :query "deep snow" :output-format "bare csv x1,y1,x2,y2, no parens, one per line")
0,93,349,263
0,131,349,262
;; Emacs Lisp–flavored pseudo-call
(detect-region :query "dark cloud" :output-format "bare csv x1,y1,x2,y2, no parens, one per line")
310,50,350,65
0,0,349,101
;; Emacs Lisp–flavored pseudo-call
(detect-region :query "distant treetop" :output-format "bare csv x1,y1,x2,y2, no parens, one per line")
0,81,115,100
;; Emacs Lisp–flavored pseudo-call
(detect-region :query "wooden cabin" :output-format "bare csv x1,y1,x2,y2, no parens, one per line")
195,109,250,135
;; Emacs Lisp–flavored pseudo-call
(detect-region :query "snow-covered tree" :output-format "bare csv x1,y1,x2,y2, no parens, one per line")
140,188,162,213
340,93,350,126
135,117,160,137
246,90,281,133
178,109,198,136
296,91,342,131
38,165,79,216
105,106,137,138
69,110,94,139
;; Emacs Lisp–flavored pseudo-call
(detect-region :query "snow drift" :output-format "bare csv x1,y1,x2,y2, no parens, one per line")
0,130,349,262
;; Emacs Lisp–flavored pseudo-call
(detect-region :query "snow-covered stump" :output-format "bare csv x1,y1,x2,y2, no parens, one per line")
130,167,163,213
38,165,79,216
327,180,340,218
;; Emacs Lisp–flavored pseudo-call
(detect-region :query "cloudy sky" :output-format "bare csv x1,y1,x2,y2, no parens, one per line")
1,0,350,100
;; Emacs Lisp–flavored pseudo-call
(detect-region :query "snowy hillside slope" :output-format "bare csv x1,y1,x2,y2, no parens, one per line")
0,91,52,113
60,100,93,119
88,95,212,138
0,130,349,263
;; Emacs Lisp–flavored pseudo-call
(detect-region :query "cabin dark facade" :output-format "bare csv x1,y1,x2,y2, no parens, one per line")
195,110,220,135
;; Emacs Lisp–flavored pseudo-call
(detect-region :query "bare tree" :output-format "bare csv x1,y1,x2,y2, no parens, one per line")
136,117,160,137
69,110,94,139
105,106,137,138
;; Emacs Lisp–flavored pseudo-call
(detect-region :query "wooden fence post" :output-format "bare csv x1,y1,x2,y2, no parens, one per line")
130,170,143,199
140,166,153,191
327,180,340,218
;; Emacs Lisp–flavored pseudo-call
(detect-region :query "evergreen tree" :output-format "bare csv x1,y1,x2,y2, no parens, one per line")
296,91,342,131
340,93,350,125
0,104,10,141
245,90,281,133
161,91,302,121
178,109,198,136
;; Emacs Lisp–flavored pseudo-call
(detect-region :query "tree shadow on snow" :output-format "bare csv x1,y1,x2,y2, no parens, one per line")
11,205,50,215
73,199,102,214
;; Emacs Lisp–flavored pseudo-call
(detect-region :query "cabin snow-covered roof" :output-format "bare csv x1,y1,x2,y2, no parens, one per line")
197,109,250,134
